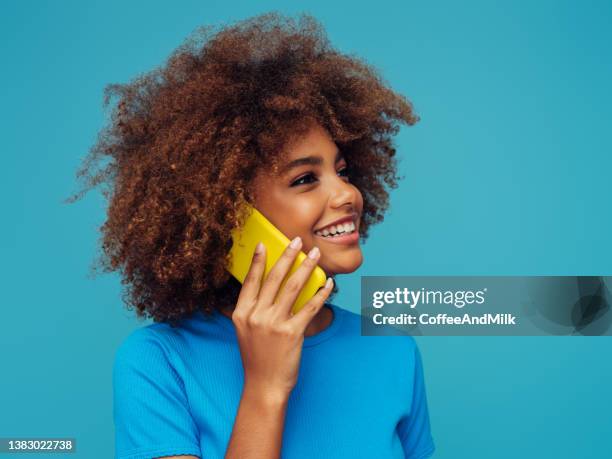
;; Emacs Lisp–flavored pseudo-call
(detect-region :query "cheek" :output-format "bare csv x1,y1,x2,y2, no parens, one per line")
351,186,365,217
354,186,364,206
272,199,322,242
290,199,323,226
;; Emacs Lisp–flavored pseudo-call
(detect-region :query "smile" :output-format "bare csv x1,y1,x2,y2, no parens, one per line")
314,221,359,245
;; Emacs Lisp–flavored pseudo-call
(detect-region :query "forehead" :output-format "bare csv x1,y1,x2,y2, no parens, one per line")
285,122,335,155
272,124,340,171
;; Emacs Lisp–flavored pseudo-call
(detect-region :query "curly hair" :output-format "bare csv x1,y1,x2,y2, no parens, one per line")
65,12,419,326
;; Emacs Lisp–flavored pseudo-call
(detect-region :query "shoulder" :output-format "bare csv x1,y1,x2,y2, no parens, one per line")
113,323,184,374
112,324,193,408
115,324,168,356
112,326,202,458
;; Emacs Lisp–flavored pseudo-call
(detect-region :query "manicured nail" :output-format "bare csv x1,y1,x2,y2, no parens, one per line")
308,247,320,259
289,236,302,249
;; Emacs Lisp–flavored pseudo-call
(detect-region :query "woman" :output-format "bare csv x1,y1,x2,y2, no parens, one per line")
68,12,435,459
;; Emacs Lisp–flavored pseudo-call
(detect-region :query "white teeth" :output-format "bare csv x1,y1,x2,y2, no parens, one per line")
315,221,356,238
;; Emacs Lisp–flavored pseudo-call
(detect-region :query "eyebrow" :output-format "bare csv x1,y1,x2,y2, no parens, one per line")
279,150,344,175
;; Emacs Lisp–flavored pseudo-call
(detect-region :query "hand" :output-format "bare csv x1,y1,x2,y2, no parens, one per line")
231,237,333,400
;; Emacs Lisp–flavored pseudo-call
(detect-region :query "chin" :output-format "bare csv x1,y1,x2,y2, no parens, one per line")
328,266,360,275
321,253,363,276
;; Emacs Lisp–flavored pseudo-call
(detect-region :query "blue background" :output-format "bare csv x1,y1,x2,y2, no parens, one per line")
2,1,611,457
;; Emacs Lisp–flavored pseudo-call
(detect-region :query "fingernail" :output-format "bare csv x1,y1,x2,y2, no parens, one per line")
255,242,264,254
289,236,302,249
308,246,320,259
325,277,334,289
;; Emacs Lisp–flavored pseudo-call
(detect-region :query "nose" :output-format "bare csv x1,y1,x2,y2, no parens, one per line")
329,176,359,210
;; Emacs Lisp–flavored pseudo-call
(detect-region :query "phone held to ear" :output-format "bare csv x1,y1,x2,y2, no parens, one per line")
227,204,328,315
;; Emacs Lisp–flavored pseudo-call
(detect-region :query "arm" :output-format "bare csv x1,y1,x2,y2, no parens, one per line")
223,239,333,458
224,384,288,459
397,342,435,459
113,329,202,459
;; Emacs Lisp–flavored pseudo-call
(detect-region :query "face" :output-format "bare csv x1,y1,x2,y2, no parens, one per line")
251,122,364,276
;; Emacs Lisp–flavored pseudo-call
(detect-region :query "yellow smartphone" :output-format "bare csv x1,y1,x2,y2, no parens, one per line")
227,204,328,315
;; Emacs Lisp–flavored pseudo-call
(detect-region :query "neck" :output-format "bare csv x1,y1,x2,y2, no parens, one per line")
304,303,333,337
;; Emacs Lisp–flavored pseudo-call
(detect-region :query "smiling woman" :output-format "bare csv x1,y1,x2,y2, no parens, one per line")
249,121,365,277
66,11,433,459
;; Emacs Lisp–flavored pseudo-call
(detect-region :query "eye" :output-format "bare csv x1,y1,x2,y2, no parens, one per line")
290,173,316,187
289,166,350,187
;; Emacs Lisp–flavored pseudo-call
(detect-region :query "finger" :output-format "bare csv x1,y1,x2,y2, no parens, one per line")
272,245,321,318
234,242,266,314
257,236,302,307
289,277,334,330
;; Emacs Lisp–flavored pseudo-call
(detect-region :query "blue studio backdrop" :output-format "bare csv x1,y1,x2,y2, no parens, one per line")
2,1,611,458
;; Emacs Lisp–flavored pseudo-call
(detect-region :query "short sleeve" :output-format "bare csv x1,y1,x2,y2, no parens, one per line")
113,328,202,459
397,342,435,459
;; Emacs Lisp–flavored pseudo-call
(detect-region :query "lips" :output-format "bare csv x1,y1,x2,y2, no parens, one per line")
314,220,356,237
313,226,359,245
313,212,359,233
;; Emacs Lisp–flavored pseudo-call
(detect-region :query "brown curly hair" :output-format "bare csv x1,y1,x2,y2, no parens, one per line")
65,12,419,327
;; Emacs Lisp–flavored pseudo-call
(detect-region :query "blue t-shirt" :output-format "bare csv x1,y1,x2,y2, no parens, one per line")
113,303,435,459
